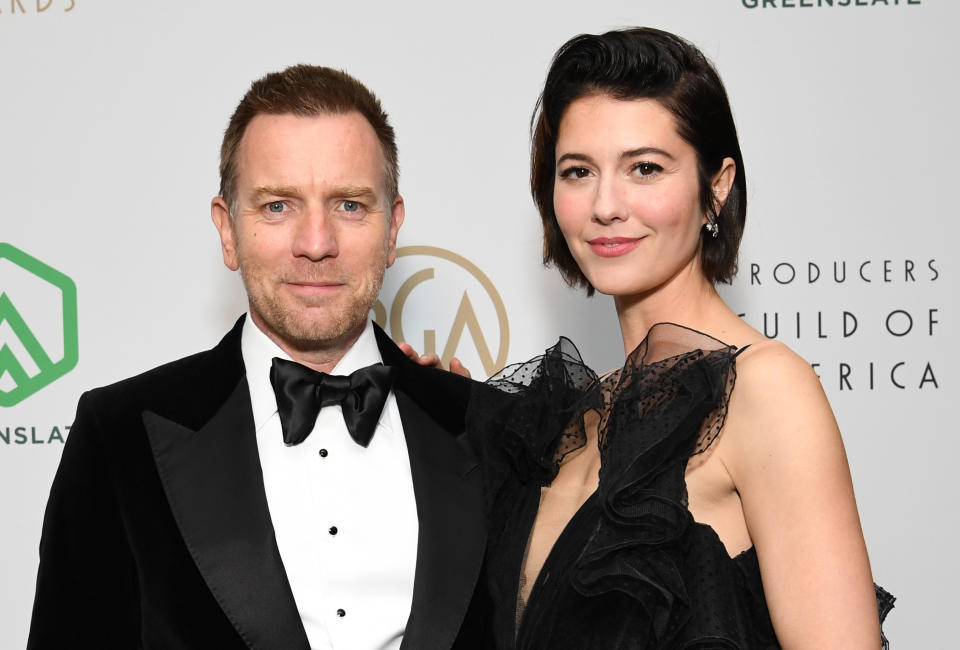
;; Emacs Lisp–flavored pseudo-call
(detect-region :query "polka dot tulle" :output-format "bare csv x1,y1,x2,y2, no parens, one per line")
481,323,736,482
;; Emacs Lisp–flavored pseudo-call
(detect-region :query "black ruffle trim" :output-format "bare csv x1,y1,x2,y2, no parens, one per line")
471,324,736,645
469,323,895,648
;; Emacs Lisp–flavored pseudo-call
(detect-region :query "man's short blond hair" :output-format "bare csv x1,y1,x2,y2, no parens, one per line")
219,64,399,214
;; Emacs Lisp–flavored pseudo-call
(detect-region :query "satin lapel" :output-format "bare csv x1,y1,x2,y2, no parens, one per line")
143,377,310,650
394,387,486,650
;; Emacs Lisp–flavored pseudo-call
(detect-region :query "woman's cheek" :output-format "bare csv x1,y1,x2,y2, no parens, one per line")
554,193,588,238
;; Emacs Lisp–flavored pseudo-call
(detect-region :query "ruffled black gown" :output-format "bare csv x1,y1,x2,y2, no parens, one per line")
467,323,894,649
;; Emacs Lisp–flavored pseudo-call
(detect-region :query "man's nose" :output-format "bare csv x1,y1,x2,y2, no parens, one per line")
291,208,339,261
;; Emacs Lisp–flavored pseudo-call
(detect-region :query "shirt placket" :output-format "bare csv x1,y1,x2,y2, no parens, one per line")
311,405,351,646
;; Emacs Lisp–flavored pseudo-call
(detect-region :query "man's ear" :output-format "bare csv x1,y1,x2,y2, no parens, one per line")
710,157,737,215
211,197,240,271
385,194,405,268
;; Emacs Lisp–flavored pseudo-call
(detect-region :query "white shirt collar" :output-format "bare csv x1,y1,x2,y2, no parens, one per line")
240,314,385,434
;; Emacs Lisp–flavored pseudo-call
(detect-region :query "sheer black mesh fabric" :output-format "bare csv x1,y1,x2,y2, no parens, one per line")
479,324,735,486
468,323,895,649
484,336,598,476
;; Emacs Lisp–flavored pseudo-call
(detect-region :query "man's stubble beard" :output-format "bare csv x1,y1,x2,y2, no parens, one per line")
239,254,386,355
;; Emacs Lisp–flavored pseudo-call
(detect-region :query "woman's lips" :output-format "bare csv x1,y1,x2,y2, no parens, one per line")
587,237,643,258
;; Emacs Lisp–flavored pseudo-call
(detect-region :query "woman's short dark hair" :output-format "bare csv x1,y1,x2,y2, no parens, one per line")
531,28,747,292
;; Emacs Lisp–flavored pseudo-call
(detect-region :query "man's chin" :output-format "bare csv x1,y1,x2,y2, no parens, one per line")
247,283,381,353
281,322,366,353
251,306,368,354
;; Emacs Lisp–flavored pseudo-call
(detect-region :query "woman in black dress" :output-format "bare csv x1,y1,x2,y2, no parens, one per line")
409,27,893,648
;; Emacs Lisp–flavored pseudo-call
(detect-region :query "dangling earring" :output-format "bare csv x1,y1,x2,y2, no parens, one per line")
704,217,719,238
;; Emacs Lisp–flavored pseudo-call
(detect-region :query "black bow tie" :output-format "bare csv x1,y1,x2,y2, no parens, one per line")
269,357,397,448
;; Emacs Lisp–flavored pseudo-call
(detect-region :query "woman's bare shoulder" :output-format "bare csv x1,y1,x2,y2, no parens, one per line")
721,337,843,472
733,338,823,400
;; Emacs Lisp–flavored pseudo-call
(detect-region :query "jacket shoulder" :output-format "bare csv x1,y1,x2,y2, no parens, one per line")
81,319,245,429
373,322,473,432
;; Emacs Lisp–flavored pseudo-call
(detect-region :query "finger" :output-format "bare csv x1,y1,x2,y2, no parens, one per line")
449,357,473,379
397,343,422,363
418,353,442,368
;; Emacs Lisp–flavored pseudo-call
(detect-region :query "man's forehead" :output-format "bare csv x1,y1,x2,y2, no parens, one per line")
236,111,388,192
241,111,381,154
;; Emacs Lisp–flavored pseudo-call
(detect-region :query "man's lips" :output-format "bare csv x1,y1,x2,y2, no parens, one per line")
287,280,344,287
587,237,643,258
284,280,345,295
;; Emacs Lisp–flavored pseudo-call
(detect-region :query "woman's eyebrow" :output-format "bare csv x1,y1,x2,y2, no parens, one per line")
556,152,596,167
620,146,675,161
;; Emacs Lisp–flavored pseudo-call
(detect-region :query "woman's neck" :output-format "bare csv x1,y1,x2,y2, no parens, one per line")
614,264,723,356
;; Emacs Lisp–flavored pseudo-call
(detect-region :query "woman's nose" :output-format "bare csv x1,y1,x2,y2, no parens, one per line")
592,177,626,224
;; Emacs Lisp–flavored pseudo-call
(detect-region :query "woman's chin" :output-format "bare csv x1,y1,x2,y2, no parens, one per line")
588,282,650,300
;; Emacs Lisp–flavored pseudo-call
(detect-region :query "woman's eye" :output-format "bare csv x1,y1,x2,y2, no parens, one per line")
633,162,662,176
560,166,591,179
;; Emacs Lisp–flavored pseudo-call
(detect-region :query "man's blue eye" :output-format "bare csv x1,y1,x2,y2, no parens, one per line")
267,201,284,213
343,201,359,212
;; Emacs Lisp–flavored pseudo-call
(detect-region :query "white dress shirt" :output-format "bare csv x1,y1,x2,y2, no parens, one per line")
241,315,419,650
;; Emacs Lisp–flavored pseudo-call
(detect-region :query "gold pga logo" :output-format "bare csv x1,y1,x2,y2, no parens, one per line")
373,246,509,378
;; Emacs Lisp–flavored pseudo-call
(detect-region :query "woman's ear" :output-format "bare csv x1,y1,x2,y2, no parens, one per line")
711,157,737,215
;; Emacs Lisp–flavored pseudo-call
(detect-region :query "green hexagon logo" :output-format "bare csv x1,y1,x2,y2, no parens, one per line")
0,243,78,407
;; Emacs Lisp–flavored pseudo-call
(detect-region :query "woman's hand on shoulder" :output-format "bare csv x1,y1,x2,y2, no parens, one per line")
397,343,472,378
723,340,881,648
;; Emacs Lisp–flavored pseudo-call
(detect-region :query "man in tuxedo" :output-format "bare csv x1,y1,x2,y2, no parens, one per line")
28,65,486,649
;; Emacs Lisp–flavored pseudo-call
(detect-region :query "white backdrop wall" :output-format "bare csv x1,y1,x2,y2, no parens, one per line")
1,1,955,647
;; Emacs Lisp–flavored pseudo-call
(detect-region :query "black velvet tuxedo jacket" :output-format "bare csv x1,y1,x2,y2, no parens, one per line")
27,317,488,649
